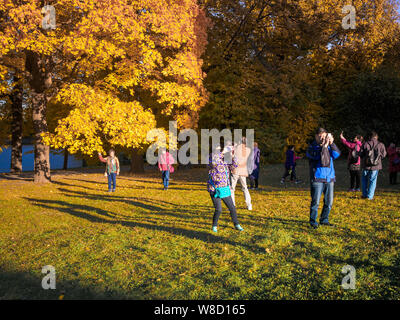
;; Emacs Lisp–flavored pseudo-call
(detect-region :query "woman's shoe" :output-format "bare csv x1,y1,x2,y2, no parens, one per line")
235,224,244,231
212,226,218,233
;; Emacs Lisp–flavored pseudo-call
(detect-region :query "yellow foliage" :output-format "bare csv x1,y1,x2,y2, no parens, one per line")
1,0,210,155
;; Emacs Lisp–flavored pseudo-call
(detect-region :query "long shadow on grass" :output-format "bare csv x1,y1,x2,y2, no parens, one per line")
56,187,314,232
25,198,265,254
55,189,218,231
52,179,150,191
0,269,137,299
285,240,400,298
58,177,204,192
56,188,210,216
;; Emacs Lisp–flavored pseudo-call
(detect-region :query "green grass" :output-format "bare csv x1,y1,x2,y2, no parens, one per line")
0,159,399,299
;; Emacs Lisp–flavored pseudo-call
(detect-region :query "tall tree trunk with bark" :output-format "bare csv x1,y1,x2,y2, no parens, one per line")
63,149,68,170
130,149,145,173
32,91,50,182
25,51,52,183
10,76,23,174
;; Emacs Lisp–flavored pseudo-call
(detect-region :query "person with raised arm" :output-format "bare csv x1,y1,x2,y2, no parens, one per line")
340,132,363,192
208,144,244,233
98,149,120,193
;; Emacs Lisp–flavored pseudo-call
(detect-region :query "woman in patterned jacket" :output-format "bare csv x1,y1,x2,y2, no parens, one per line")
208,145,244,233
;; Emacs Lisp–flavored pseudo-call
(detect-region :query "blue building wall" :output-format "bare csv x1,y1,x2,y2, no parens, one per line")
0,145,83,173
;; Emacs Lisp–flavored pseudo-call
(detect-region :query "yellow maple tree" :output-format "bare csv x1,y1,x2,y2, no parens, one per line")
0,0,210,180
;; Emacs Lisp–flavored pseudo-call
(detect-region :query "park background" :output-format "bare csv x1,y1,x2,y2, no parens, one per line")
0,0,400,299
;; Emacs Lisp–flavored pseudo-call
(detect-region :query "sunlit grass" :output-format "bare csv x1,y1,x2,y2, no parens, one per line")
0,160,399,299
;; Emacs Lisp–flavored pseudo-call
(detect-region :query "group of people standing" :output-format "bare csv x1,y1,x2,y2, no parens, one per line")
340,132,400,189
307,128,391,229
97,128,397,233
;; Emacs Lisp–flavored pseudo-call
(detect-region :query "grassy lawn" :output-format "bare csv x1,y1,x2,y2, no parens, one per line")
0,159,399,300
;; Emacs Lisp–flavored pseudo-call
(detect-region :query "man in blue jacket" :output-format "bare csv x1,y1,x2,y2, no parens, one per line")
306,128,341,229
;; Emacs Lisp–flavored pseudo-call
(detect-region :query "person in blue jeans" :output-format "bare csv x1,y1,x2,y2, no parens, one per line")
359,131,387,200
98,149,120,192
158,149,174,190
306,128,341,229
162,170,170,189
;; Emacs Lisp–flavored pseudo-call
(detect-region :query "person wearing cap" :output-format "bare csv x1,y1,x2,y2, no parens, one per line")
306,128,341,229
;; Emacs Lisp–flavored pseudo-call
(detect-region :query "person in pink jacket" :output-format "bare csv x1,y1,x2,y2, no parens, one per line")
158,149,175,190
387,143,400,185
340,132,363,191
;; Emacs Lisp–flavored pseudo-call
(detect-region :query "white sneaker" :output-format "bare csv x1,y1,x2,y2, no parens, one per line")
247,204,252,211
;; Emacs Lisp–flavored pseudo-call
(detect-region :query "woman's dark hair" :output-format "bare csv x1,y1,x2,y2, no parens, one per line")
355,135,363,141
288,145,294,150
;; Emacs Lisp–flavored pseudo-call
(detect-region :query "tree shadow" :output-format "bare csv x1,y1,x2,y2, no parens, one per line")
0,173,33,182
24,197,265,254
0,269,138,299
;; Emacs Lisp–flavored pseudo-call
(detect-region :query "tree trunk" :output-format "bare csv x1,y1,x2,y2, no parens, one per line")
25,51,52,183
63,149,68,170
130,149,145,173
32,92,50,183
10,76,23,174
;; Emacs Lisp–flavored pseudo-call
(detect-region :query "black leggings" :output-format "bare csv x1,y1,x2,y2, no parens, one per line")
390,172,398,185
210,194,239,227
349,170,361,189
282,166,296,181
249,177,258,188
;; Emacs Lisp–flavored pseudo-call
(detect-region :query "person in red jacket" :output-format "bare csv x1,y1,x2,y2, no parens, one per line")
340,132,363,192
387,143,400,185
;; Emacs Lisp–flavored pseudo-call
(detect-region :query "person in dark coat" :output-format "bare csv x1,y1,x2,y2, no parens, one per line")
249,142,261,189
359,131,387,200
281,145,302,184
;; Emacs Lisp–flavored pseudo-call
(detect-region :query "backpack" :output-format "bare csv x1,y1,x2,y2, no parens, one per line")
365,142,381,167
349,145,360,164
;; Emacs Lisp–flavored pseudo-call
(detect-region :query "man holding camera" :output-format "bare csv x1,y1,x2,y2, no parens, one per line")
306,128,341,229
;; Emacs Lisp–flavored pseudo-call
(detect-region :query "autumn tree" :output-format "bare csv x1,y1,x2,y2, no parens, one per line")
1,0,209,179
0,66,25,173
43,0,210,173
200,0,400,160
